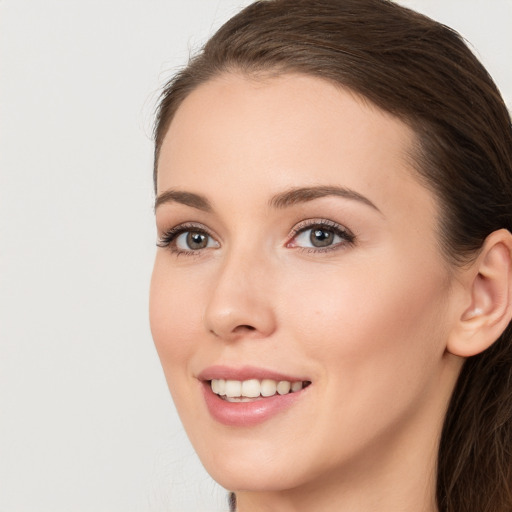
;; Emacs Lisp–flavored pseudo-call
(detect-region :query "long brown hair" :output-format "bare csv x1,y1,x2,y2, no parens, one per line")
154,1,512,510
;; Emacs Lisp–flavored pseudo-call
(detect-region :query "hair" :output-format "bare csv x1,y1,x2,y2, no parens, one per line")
153,1,512,510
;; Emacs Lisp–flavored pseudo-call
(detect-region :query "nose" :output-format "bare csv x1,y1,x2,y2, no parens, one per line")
204,249,277,341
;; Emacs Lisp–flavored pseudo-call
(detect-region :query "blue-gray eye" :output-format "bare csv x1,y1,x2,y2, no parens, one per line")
293,226,344,248
288,219,356,251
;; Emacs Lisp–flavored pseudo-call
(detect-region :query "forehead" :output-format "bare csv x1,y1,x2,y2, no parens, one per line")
157,72,435,222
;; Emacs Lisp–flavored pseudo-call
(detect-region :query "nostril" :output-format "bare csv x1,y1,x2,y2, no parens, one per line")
239,325,256,331
231,324,257,333
209,324,256,337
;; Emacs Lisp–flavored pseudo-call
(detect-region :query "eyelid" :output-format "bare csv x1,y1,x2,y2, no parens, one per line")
288,218,354,238
286,218,356,250
157,222,219,252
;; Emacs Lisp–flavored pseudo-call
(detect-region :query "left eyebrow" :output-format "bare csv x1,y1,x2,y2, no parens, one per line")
154,189,212,212
269,186,381,214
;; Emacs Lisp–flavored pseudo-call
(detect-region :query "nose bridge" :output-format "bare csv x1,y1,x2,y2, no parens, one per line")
204,240,276,340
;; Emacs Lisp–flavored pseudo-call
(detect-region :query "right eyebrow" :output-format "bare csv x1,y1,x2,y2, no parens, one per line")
154,189,212,212
269,185,382,214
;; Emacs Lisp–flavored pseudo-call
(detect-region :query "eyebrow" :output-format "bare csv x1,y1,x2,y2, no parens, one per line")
155,185,380,214
269,186,381,213
155,189,212,212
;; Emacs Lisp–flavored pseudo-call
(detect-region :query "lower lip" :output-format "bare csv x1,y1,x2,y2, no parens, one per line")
202,382,307,427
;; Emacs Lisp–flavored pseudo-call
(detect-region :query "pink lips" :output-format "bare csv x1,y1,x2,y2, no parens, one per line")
198,365,310,427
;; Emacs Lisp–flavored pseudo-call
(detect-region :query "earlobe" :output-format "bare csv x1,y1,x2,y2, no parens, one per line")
447,229,512,358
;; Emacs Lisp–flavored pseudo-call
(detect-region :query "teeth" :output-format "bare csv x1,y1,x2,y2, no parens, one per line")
225,380,242,398
276,380,291,395
241,379,260,398
291,381,303,392
210,378,307,399
261,379,277,397
212,379,225,395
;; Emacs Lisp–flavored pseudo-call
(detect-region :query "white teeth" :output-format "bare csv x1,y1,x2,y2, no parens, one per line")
225,396,255,403
277,380,291,395
241,379,260,398
216,379,226,396
225,380,242,398
261,379,277,397
210,378,308,399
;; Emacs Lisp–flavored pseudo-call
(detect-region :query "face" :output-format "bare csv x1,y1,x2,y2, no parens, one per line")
150,73,462,494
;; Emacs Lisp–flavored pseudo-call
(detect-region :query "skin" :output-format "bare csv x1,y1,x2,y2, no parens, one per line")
150,73,469,511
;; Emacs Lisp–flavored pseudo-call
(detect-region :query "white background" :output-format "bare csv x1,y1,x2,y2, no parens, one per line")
0,1,510,511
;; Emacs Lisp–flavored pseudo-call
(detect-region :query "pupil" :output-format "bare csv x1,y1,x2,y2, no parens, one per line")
311,229,333,247
187,232,207,249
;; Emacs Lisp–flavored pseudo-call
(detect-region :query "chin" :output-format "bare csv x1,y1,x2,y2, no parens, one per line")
204,459,304,493
192,437,312,492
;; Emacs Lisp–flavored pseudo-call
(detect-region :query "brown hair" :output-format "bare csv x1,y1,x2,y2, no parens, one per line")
154,1,512,510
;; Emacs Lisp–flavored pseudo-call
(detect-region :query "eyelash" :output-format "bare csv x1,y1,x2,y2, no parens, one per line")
157,219,356,256
157,223,216,256
287,219,356,253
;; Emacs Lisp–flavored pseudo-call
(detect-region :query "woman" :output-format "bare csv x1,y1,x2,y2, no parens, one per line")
149,1,512,510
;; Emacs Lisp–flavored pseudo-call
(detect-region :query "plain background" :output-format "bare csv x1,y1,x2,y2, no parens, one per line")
0,1,510,511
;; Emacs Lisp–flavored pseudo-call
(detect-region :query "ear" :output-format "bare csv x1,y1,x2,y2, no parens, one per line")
447,229,512,358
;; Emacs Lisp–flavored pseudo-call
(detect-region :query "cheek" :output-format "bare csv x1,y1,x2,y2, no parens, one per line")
149,259,204,378
149,260,211,435
281,256,450,407
272,261,452,470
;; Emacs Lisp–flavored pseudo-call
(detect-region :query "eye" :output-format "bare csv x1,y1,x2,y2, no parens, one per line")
176,231,216,250
288,220,355,251
157,224,219,254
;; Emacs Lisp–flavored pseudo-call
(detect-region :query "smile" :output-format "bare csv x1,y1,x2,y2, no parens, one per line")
210,378,310,402
199,366,312,426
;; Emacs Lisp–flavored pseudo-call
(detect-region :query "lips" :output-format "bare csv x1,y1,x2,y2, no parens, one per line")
198,365,311,427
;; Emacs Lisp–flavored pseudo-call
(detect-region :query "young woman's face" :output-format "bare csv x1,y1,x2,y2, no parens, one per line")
150,74,463,494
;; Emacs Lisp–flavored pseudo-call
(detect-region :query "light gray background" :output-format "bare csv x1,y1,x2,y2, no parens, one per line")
1,1,510,511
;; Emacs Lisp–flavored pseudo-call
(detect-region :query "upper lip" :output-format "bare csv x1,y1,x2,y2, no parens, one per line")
197,365,310,383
